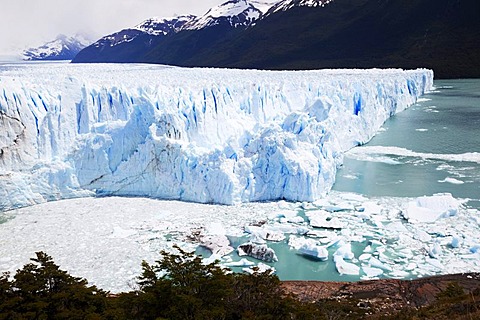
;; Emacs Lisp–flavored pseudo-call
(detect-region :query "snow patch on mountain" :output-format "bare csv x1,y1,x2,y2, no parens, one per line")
92,16,195,48
183,0,264,30
0,63,433,211
134,16,196,35
22,35,92,61
269,0,333,14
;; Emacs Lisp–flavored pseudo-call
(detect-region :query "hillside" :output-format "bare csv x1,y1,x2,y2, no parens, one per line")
140,0,479,78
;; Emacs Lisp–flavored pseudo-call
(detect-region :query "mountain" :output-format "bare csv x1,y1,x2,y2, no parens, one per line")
267,0,333,14
196,0,479,78
72,0,276,63
72,16,194,63
182,0,263,30
23,34,91,61
73,0,480,79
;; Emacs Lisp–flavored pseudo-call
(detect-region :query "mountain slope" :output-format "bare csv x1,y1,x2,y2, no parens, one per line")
23,35,91,61
72,16,194,63
73,0,271,64
145,0,478,78
73,0,479,78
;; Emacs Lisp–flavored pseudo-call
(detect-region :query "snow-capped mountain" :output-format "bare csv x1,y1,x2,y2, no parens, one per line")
73,0,277,63
72,0,478,78
135,16,195,35
182,0,264,30
268,0,333,14
250,0,280,14
23,34,91,61
91,15,194,49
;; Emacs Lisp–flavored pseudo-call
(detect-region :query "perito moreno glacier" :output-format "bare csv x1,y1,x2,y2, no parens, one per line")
0,63,433,211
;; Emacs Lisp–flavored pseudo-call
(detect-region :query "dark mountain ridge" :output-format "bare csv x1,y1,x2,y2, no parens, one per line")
73,0,480,79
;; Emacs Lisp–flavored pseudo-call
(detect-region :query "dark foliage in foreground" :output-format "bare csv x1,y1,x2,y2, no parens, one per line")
1,249,479,319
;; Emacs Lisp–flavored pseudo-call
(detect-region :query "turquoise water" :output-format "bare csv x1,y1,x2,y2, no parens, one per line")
268,79,480,280
334,79,480,209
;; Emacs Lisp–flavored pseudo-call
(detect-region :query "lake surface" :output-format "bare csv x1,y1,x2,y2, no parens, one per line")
334,79,480,209
271,79,480,281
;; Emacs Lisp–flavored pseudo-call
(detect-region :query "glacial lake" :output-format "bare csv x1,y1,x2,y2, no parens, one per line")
263,79,480,281
334,79,480,209
1,78,479,291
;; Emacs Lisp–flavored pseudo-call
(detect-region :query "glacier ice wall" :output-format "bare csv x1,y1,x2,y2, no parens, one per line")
0,64,433,210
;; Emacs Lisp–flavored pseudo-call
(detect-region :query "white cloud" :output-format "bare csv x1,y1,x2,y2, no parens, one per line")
0,0,229,54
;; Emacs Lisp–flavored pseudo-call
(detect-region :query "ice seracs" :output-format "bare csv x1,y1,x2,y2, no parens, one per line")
0,64,432,211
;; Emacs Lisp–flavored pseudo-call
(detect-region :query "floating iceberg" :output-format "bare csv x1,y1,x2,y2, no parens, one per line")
238,242,278,262
402,193,461,223
0,63,433,210
298,243,329,261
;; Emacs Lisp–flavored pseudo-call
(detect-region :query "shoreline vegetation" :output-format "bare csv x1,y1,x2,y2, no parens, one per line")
1,249,479,319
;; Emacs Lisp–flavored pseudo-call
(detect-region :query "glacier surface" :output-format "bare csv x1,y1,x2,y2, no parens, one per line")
0,63,433,210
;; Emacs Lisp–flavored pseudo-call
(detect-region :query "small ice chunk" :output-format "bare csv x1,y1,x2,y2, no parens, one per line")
359,253,372,261
334,242,354,260
322,202,355,212
438,177,464,185
242,262,275,274
413,229,432,242
368,256,392,271
238,242,278,262
334,256,360,275
306,210,344,229
286,216,305,224
403,193,461,223
385,221,409,233
109,226,136,238
298,243,329,261
428,243,443,259
426,258,444,270
470,244,480,253
301,202,316,210
390,270,410,278
205,222,226,235
450,236,462,248
245,225,285,242
362,266,383,277
405,262,417,271
224,258,255,267
200,234,234,256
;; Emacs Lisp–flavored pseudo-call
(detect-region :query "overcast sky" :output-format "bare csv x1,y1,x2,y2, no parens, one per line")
0,0,276,56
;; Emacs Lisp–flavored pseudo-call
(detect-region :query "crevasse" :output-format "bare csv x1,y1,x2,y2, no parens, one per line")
0,64,433,211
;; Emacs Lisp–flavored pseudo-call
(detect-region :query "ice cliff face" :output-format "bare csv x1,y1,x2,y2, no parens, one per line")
0,64,433,211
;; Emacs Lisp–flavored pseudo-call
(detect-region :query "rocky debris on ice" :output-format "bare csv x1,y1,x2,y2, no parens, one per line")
200,234,234,256
238,242,278,262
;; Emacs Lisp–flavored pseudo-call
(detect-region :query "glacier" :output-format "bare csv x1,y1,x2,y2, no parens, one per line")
0,63,433,211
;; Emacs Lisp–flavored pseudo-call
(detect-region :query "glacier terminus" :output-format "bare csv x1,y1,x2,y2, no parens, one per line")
0,63,433,211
